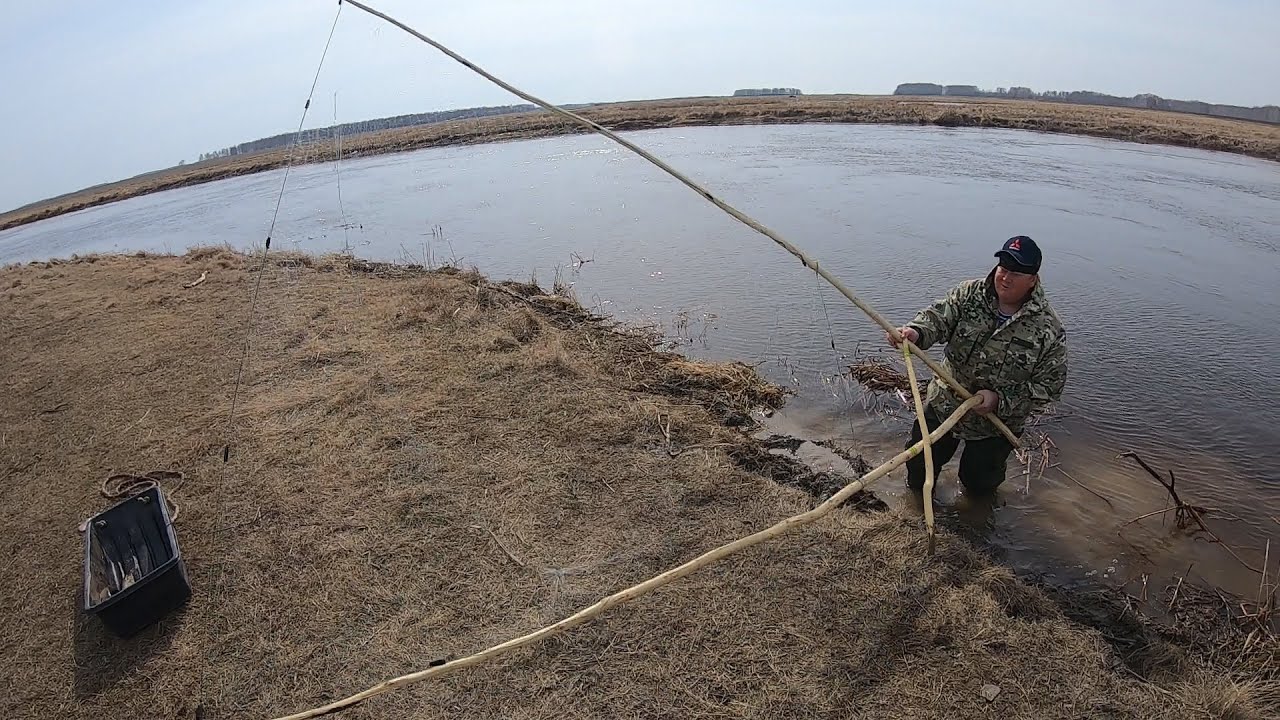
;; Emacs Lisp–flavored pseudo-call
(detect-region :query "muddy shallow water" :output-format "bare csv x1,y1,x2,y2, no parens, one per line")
3,123,1277,598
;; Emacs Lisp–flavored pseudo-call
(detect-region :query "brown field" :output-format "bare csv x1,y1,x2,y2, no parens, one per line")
3,95,1278,233
1,250,1275,719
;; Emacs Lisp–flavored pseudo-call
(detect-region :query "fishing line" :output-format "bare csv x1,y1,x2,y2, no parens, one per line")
333,92,353,254
759,305,782,366
813,267,863,442
200,2,344,715
813,268,844,397
221,2,342,465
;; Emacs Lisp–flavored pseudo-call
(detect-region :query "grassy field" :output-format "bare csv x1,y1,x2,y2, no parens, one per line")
0,249,1274,719
3,95,1278,233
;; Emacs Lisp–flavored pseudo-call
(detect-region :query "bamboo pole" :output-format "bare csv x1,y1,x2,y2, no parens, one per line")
270,396,983,720
902,346,937,555
340,0,1019,449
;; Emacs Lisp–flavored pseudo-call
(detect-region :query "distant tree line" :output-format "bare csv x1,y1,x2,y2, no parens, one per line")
197,104,538,161
893,83,1279,124
733,88,802,97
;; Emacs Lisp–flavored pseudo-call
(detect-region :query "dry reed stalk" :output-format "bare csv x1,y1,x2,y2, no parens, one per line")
901,345,936,555
269,397,983,720
1169,568,1190,612
1014,429,1056,494
848,356,911,394
341,0,1021,448
1245,540,1276,632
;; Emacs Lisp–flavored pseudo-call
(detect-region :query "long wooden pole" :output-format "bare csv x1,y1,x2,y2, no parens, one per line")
903,346,937,554
270,396,983,720
340,0,1019,448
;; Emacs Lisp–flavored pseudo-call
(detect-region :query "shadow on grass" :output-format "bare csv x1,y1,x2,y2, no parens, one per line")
72,587,187,700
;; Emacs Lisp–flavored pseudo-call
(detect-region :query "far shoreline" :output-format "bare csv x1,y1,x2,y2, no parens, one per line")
3,94,1278,233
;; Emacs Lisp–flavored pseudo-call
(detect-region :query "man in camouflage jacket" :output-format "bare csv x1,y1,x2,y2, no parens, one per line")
888,236,1068,495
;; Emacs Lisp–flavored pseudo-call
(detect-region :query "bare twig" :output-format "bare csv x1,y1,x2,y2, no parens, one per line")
1262,540,1270,604
212,508,269,534
1118,451,1263,574
1247,540,1275,632
120,409,153,435
1118,451,1211,530
669,441,736,457
1119,666,1179,700
1121,506,1177,528
484,526,525,568
1199,528,1264,574
1115,529,1158,566
654,410,676,456
1169,564,1191,611
1053,466,1115,509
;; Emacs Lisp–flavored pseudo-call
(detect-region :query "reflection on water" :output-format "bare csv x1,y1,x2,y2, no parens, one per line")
2,123,1277,598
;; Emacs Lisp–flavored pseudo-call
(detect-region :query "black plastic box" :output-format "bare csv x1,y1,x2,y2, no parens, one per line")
82,486,191,636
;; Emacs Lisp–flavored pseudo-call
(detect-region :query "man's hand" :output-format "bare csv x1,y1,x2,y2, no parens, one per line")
974,389,1000,415
886,326,919,348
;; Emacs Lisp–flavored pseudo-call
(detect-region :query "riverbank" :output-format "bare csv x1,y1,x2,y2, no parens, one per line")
4,95,1278,233
0,250,1273,719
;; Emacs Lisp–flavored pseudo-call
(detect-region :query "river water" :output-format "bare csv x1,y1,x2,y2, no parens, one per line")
3,124,1277,599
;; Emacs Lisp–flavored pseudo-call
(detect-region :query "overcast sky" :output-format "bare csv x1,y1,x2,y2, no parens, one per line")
2,0,1276,213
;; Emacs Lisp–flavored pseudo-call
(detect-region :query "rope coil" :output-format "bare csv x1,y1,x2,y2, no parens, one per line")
100,470,185,520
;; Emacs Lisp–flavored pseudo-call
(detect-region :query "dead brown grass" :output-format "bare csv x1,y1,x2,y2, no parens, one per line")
0,250,1274,720
4,95,1277,232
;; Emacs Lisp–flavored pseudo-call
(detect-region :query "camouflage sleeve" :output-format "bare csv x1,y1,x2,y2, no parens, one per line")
906,282,968,350
998,330,1068,422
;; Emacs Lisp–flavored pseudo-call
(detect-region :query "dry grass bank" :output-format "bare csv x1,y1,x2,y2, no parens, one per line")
0,250,1274,719
4,95,1278,232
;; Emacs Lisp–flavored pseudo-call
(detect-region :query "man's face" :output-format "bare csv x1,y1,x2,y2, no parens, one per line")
994,265,1037,305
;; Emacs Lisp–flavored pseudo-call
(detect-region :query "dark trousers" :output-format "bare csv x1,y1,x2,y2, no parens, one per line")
905,409,1016,496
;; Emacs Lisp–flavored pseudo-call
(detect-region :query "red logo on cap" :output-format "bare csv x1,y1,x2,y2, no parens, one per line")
1009,238,1022,251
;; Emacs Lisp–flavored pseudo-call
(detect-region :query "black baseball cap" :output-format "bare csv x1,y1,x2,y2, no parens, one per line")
995,235,1041,274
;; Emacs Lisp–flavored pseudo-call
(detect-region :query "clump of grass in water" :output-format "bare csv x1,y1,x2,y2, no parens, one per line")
399,223,462,270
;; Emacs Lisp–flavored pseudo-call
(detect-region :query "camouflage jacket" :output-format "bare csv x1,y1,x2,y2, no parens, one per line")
906,271,1068,440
